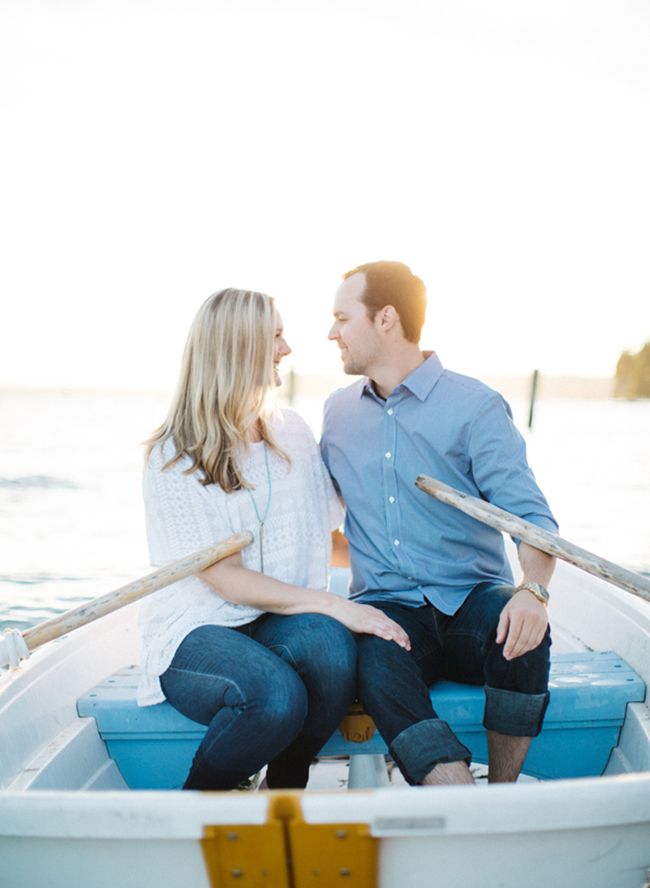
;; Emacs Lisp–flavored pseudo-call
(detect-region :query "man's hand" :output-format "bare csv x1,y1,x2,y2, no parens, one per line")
496,589,549,660
496,540,555,660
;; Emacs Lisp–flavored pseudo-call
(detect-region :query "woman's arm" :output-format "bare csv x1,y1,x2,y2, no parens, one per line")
198,553,410,650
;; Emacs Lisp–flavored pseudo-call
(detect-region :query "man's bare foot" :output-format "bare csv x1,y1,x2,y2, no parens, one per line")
420,760,476,786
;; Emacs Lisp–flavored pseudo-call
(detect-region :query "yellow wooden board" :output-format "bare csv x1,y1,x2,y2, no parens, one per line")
202,792,377,888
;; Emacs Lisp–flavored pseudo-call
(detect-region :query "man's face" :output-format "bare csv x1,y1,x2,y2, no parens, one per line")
328,272,382,376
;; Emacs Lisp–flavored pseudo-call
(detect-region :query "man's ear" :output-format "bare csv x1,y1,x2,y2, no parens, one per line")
377,304,399,331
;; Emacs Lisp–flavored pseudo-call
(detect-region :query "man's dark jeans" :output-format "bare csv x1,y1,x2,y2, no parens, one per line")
356,582,551,784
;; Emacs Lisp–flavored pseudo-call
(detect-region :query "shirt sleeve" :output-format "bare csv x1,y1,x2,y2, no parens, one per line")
324,461,344,531
319,407,330,468
320,396,342,498
143,442,233,566
467,394,559,534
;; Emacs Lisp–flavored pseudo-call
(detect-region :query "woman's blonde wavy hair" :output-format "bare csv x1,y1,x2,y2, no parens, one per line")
144,288,289,492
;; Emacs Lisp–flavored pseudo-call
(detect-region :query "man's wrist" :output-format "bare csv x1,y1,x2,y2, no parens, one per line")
515,582,549,607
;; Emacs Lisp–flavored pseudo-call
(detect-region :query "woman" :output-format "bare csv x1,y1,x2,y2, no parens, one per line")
139,288,408,791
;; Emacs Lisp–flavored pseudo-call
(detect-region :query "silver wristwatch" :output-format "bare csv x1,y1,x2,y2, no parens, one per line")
516,582,549,607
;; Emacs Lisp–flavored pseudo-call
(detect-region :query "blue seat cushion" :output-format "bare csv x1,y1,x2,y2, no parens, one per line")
78,651,644,788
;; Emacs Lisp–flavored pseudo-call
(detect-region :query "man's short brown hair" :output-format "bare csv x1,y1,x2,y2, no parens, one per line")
343,261,427,344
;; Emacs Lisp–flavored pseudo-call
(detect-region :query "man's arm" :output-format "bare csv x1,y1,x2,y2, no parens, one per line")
496,542,555,660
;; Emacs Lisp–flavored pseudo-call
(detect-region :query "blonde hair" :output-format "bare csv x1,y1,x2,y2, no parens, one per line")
144,288,289,491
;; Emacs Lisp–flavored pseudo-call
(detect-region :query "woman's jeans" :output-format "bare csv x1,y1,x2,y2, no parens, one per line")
160,613,357,791
356,582,552,785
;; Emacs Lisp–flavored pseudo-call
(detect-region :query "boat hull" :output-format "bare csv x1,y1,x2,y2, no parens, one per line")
1,556,650,888
1,779,650,888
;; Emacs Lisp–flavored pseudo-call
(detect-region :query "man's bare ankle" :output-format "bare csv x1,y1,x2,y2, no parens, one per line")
420,760,476,786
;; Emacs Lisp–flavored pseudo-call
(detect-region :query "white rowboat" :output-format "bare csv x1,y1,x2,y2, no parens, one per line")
1,523,650,887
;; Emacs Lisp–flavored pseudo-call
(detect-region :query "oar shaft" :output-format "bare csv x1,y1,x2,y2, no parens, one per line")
415,474,650,604
22,531,254,652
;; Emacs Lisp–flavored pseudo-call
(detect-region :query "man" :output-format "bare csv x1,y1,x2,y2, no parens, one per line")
320,261,557,786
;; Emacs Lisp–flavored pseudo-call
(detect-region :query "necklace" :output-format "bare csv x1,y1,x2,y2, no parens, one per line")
245,442,272,573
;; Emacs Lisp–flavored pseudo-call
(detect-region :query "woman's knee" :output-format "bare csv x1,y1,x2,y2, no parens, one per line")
162,654,306,732
260,614,357,683
235,652,308,719
302,618,357,700
303,615,356,670
198,670,307,752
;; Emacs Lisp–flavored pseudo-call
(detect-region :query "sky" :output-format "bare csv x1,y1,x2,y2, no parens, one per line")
1,0,649,391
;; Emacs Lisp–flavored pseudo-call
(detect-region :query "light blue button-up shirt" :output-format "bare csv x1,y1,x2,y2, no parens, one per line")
320,353,558,614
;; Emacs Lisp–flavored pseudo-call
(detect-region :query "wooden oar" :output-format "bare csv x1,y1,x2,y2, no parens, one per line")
415,474,650,605
19,530,254,653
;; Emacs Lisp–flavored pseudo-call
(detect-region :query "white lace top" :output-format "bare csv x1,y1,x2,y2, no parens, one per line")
138,409,343,706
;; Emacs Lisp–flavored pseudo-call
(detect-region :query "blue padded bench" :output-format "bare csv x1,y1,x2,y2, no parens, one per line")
77,651,644,789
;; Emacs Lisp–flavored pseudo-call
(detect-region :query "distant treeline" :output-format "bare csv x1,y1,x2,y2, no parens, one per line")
615,343,650,399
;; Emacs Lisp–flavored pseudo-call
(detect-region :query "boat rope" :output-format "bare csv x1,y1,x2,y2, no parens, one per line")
1,629,30,670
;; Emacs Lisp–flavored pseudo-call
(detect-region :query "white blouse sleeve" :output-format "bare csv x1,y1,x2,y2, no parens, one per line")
143,440,232,566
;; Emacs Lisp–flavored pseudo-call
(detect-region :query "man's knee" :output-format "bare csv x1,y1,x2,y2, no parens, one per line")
487,626,552,694
356,631,410,681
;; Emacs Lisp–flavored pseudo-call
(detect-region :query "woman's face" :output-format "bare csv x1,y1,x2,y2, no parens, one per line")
273,310,291,386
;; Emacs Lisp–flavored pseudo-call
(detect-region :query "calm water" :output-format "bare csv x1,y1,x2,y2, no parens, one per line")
1,389,649,634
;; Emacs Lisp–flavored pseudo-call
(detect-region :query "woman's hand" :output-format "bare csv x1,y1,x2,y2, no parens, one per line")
331,598,411,650
199,553,410,649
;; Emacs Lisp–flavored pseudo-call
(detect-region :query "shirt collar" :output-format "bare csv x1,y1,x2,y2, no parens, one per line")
361,351,444,403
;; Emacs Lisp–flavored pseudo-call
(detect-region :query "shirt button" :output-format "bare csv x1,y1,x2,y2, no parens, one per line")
389,496,395,503
385,452,391,459
394,539,400,546
387,409,393,415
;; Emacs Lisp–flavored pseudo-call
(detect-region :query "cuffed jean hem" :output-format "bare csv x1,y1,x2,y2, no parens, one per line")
389,719,472,786
483,686,550,738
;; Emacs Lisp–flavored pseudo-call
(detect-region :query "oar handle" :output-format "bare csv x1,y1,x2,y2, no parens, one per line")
415,474,650,604
21,531,254,652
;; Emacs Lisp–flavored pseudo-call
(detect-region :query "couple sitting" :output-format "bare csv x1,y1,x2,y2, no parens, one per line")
138,261,557,791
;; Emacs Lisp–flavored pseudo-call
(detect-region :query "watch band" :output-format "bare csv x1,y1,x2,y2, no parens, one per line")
516,582,549,607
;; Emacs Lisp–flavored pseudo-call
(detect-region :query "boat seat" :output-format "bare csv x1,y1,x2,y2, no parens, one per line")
77,650,644,790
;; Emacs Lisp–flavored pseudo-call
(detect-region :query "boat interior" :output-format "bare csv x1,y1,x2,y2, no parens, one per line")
3,559,650,794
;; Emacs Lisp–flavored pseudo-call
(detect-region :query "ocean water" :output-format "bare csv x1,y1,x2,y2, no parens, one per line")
1,388,649,635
